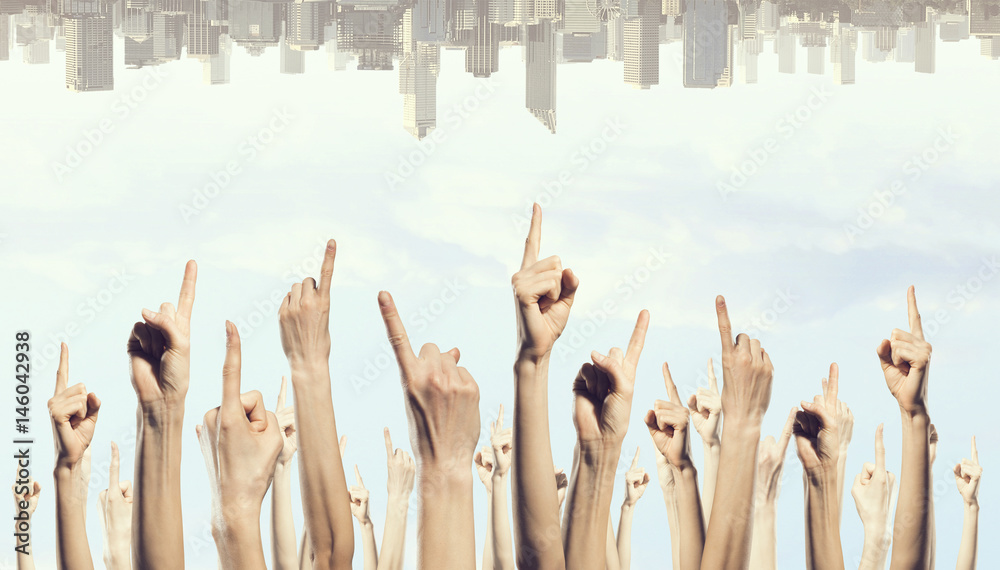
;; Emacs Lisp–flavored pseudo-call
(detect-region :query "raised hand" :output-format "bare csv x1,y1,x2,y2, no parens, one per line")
852,425,896,570
275,376,298,467
48,344,101,469
379,290,480,569
823,365,854,454
490,406,513,478
513,204,580,359
876,286,932,415
573,311,649,447
756,408,796,505
13,471,41,570
198,322,283,569
128,260,197,407
49,343,97,570
475,447,495,490
955,436,982,570
97,442,133,570
749,408,796,570
350,466,371,525
688,359,722,446
380,428,414,570
852,425,896,531
794,364,844,570
955,437,982,506
793,364,841,475
644,363,693,470
644,362,704,570
12,477,41,517
702,295,774,570
279,242,335,370
385,428,415,500
129,261,196,569
623,448,650,506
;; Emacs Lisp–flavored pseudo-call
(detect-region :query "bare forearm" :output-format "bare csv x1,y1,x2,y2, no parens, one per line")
605,518,620,570
749,502,776,570
676,466,706,570
359,521,378,570
803,471,844,570
616,504,635,570
132,405,184,569
512,356,565,570
378,495,410,570
890,412,931,570
214,514,267,570
661,488,680,570
702,421,761,569
701,443,720,528
562,443,618,570
418,467,476,568
55,466,94,570
955,503,978,570
15,523,35,570
272,464,300,570
291,365,354,569
492,474,515,570
858,528,891,570
483,494,494,570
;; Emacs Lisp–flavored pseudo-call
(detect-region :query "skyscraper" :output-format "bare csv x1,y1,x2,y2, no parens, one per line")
525,19,556,132
0,15,9,61
914,20,935,72
624,0,658,88
65,13,112,91
400,8,439,139
684,0,729,86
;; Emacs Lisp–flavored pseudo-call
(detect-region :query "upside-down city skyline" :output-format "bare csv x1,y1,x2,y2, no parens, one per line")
2,0,998,137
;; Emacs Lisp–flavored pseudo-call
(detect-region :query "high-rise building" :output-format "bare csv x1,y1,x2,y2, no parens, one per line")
807,45,824,73
286,2,326,50
831,26,856,84
914,19,934,72
777,28,795,73
0,15,9,61
466,14,500,76
525,19,556,132
280,36,305,73
65,13,112,91
400,8,439,139
203,34,230,84
684,0,729,86
563,0,600,34
969,0,1000,36
624,0,658,88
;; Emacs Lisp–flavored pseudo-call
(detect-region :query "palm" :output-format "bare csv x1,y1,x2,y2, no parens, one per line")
474,448,494,487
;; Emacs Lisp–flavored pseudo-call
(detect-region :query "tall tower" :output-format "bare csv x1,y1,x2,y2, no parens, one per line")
525,19,556,132
624,0,659,88
65,10,113,91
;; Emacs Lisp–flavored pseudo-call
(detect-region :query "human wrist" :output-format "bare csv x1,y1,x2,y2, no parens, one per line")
491,470,510,484
621,501,636,515
516,344,552,365
703,439,721,453
721,417,762,442
965,501,980,513
899,404,929,421
138,400,186,431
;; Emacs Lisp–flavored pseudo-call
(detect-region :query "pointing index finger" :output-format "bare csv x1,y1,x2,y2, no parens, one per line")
907,285,924,340
875,424,886,472
378,291,417,374
630,447,640,470
354,464,364,487
625,310,650,366
971,436,978,464
109,441,120,489
222,321,243,417
55,343,69,396
707,358,718,393
277,375,288,411
716,296,734,356
318,240,337,298
384,428,393,459
177,260,198,323
826,363,839,408
662,362,681,404
521,203,542,270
